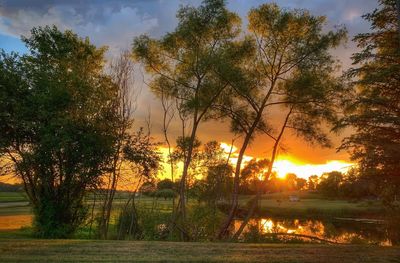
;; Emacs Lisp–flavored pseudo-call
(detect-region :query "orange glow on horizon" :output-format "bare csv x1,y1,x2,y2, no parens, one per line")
0,143,355,185
157,143,354,180
219,142,354,179
272,157,354,179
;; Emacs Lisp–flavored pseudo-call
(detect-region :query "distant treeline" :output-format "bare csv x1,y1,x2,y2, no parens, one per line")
0,182,23,192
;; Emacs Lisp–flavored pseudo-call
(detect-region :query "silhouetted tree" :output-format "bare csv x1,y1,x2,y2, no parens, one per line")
132,1,251,239
0,26,119,238
217,3,347,239
338,0,400,207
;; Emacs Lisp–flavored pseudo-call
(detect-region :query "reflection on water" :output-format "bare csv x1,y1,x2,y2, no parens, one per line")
0,215,32,230
234,218,396,246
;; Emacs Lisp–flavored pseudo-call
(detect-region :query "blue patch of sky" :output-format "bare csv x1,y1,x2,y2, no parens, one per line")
0,34,27,54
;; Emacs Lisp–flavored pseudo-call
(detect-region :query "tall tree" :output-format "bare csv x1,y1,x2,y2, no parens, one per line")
217,3,346,239
97,51,137,239
132,0,251,239
0,26,119,237
338,0,400,206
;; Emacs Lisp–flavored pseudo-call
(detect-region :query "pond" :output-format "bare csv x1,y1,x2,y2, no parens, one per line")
234,217,398,246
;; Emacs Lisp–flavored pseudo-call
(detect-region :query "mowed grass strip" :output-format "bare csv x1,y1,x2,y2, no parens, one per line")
0,192,27,203
0,239,399,262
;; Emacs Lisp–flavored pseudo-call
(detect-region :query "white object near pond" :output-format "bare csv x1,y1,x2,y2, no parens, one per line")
289,195,300,202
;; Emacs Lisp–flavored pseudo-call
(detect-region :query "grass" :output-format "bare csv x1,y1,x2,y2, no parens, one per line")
0,239,399,262
235,192,386,218
0,192,27,203
0,192,387,233
255,199,384,218
0,192,396,262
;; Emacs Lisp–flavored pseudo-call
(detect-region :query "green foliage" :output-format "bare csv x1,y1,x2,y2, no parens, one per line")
139,181,156,196
156,179,175,191
192,163,233,204
132,0,249,120
0,26,119,238
337,0,400,206
123,128,161,179
117,204,171,241
224,3,347,145
317,171,344,198
186,203,225,241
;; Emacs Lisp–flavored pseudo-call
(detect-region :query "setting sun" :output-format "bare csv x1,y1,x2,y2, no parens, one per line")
273,158,354,179
219,143,354,179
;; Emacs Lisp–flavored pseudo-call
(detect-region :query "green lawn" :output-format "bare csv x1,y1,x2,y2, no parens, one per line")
0,239,398,262
0,192,27,203
235,192,385,218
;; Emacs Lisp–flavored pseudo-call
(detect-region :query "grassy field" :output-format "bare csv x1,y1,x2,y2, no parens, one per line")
0,192,27,203
0,239,399,262
0,192,397,262
234,191,385,218
0,190,387,232
253,198,384,218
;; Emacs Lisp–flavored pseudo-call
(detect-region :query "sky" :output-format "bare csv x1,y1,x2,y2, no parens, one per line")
0,0,379,169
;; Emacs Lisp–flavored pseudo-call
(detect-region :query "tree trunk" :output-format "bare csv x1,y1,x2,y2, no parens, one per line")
216,123,257,239
176,117,199,240
232,108,292,240
396,0,400,36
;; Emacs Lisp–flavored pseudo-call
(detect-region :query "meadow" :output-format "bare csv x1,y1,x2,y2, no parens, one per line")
0,191,398,262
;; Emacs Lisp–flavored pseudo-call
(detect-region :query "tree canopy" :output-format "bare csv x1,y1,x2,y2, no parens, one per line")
0,26,120,237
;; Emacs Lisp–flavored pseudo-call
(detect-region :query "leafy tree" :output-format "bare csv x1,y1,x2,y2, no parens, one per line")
337,0,400,207
116,131,161,240
202,163,233,205
139,181,156,196
157,179,175,191
285,173,298,191
132,0,251,236
317,171,343,198
98,51,137,239
239,159,269,193
218,3,347,238
295,177,307,191
307,175,319,191
0,26,119,237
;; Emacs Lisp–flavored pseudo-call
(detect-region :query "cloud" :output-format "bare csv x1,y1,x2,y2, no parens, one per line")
0,0,381,163
0,1,158,54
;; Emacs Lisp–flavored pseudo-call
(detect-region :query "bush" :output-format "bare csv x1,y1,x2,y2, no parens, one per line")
32,197,88,238
186,204,225,241
116,204,171,241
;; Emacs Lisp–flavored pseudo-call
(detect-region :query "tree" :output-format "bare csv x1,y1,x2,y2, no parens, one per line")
295,177,307,191
132,0,251,238
0,26,119,237
285,173,298,191
240,159,269,194
217,3,347,239
337,0,400,206
317,171,343,198
97,51,137,239
157,179,175,191
201,163,233,205
307,175,319,191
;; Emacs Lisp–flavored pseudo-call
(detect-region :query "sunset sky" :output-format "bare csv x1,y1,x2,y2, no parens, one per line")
0,0,378,176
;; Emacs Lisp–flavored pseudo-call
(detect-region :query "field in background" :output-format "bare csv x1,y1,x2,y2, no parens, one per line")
0,190,386,232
